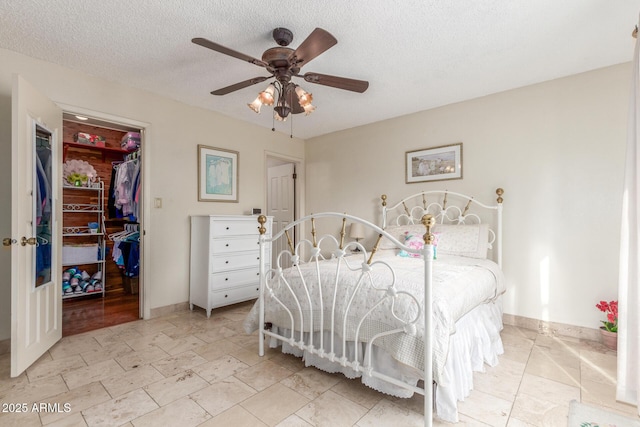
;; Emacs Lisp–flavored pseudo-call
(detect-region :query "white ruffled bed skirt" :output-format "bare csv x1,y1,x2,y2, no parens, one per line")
263,296,503,423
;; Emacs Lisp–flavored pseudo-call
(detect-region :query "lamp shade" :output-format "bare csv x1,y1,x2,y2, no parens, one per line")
349,222,365,240
258,84,275,106
247,96,262,113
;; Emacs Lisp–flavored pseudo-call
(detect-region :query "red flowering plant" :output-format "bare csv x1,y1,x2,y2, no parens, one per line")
596,300,618,333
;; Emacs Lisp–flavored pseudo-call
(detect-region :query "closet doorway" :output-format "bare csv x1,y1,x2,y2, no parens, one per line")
61,112,143,337
266,154,302,269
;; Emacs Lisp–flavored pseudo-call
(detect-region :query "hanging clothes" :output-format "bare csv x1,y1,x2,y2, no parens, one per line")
109,226,139,278
108,164,119,218
109,154,141,221
119,241,139,277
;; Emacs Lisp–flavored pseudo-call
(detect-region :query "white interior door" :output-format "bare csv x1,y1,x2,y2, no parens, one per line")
267,163,295,268
10,75,62,377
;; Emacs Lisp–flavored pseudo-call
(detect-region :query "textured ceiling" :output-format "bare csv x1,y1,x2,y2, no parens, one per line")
1,1,639,139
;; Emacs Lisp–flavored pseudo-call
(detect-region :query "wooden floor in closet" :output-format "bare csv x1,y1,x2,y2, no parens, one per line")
62,290,139,337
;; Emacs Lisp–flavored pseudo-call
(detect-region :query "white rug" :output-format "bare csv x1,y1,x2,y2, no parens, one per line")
568,400,640,427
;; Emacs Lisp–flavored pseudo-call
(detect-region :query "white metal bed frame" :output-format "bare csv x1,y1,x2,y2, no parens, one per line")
255,188,504,426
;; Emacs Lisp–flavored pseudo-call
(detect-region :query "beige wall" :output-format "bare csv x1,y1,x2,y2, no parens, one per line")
0,48,305,339
306,63,630,330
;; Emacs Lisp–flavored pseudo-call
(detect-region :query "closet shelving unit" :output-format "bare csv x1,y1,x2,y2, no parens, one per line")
62,141,129,162
62,180,106,299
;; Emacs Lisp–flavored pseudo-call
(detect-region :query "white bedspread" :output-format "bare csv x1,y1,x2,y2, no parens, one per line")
244,251,506,384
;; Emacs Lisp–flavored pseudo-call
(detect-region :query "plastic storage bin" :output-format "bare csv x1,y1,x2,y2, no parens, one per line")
62,244,101,264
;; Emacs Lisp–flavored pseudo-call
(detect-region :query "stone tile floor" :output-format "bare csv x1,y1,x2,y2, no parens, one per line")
0,301,637,426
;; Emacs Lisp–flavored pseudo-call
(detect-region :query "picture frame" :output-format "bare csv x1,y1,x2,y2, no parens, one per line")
198,145,239,202
405,143,463,184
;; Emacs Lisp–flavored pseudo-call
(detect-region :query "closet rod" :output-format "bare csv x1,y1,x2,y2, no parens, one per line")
113,157,140,169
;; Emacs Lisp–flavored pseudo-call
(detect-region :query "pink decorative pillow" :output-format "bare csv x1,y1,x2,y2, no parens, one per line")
379,224,428,250
398,231,424,258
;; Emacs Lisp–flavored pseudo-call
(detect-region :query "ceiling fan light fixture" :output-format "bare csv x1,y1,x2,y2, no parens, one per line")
273,104,291,119
294,86,313,107
274,110,287,122
303,104,316,116
258,84,276,106
247,96,262,113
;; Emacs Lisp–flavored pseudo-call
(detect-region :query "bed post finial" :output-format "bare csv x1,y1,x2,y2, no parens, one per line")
496,188,504,204
381,194,387,207
258,215,267,235
421,214,435,244
339,216,347,249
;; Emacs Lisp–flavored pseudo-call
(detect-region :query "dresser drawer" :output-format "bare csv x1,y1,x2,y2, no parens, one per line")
211,284,259,307
211,235,260,254
211,220,260,237
210,267,260,289
210,251,262,271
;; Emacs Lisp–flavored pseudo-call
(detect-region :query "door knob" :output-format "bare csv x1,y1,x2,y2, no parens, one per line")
21,237,37,246
2,238,16,247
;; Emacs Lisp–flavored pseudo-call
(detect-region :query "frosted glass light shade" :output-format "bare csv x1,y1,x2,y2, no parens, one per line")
259,84,275,106
295,86,313,106
247,96,262,113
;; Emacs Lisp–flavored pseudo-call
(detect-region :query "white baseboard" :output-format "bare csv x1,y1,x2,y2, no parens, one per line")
149,302,190,319
503,313,602,342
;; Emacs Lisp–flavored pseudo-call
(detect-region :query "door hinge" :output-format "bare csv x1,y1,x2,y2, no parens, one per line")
292,173,297,179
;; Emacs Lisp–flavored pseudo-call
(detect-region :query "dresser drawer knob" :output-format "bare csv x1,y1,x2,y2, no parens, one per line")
226,243,229,247
225,261,229,264
225,278,229,281
226,227,230,230
224,294,228,298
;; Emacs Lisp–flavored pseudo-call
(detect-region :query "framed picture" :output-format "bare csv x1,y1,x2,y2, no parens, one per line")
405,143,463,184
198,145,239,202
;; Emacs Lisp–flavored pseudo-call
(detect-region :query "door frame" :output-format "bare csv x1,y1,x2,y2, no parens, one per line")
264,151,304,244
57,103,152,319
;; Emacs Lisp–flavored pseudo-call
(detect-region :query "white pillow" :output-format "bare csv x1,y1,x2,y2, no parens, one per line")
432,223,489,259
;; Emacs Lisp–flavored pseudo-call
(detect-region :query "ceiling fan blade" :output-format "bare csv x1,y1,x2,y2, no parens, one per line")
302,72,369,93
289,28,337,67
211,76,269,95
192,37,268,67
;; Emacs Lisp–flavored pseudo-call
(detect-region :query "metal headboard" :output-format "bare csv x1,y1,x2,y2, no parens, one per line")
381,188,504,266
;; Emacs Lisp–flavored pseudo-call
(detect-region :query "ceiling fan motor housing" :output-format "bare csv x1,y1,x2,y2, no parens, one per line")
272,28,293,46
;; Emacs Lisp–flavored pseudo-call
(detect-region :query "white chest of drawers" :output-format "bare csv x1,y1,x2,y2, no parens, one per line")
189,215,272,317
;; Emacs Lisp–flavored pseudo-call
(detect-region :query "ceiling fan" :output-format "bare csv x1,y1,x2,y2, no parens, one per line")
192,27,369,120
